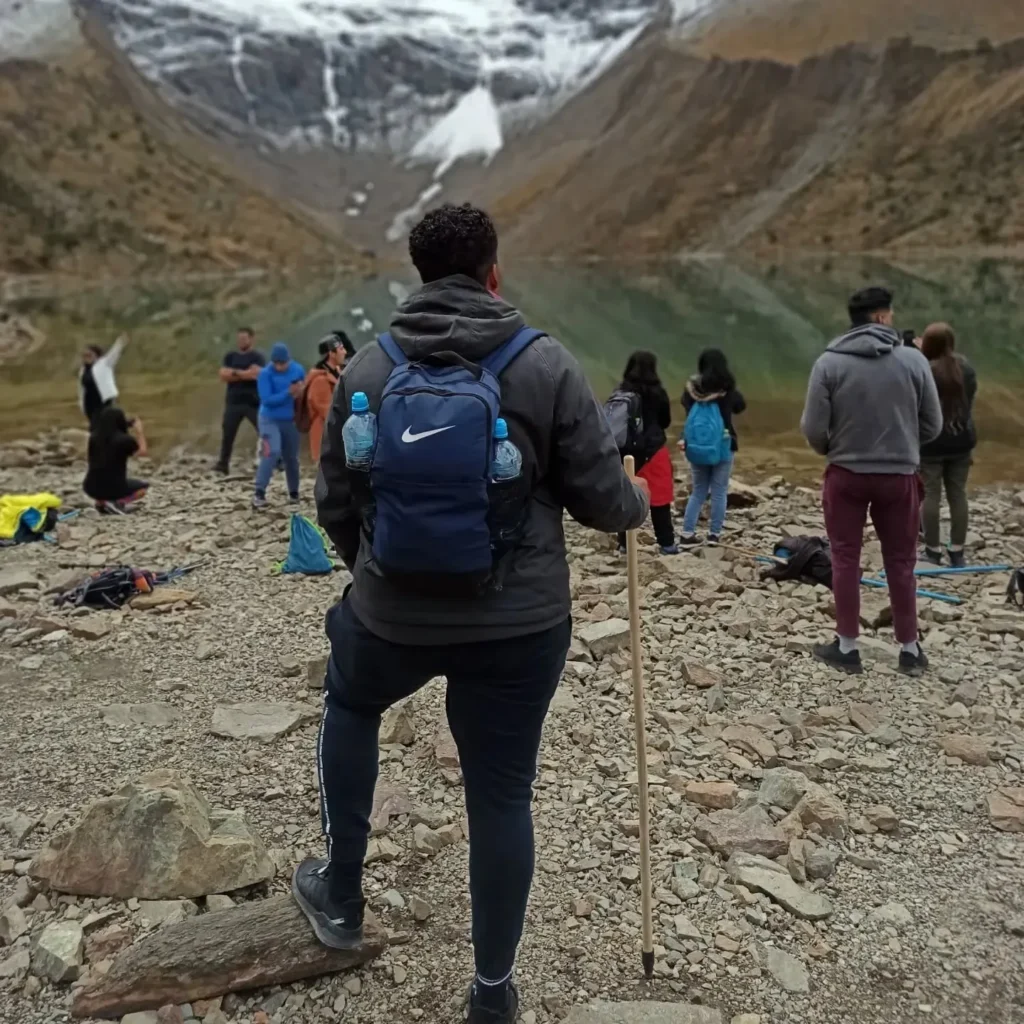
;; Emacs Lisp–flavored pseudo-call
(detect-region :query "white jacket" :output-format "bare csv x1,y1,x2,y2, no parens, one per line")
79,336,126,413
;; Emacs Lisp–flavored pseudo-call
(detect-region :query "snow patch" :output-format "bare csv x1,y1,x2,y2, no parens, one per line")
410,85,503,178
0,0,78,60
387,182,444,243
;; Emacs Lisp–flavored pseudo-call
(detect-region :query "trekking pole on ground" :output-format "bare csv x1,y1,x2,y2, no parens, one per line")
623,455,655,980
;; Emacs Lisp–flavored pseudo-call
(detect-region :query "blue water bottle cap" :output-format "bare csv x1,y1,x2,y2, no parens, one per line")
351,391,369,413
494,418,509,440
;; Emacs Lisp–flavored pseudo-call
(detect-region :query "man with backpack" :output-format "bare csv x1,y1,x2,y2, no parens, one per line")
307,203,648,1023
297,332,352,464
801,286,942,676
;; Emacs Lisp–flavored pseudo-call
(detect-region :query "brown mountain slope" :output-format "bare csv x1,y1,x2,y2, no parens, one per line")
0,15,357,278
684,0,1024,63
478,33,1024,258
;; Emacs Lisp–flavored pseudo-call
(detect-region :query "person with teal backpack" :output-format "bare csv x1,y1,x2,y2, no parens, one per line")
679,348,746,550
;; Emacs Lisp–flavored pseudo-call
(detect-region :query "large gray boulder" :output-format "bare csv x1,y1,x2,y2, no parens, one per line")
30,770,273,899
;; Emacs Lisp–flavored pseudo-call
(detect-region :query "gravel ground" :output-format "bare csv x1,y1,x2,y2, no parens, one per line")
1,432,1023,1024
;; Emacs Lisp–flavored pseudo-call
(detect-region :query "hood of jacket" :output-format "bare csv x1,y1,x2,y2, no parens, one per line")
309,362,340,382
388,275,525,361
826,323,901,358
686,377,726,403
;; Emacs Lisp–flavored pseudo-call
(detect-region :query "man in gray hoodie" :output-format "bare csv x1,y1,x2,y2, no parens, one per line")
801,286,942,676
302,203,648,1023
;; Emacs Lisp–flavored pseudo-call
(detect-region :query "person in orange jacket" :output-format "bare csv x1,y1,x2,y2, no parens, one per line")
305,332,353,463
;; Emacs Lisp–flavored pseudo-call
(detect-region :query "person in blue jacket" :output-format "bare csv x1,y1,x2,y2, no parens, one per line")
253,342,305,510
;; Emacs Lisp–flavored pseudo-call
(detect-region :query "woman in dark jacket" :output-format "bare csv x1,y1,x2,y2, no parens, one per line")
919,323,977,567
83,405,149,513
679,348,746,548
615,350,677,554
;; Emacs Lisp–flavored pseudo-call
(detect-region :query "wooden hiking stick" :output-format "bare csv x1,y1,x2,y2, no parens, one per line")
624,455,655,979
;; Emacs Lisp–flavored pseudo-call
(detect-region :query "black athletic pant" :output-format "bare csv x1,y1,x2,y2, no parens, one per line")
618,503,675,549
317,597,570,989
217,403,258,471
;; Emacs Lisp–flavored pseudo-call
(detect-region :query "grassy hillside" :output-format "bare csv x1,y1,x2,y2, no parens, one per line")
480,33,1024,258
0,16,359,278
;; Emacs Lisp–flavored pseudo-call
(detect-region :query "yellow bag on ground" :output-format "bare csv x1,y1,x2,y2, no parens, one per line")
0,492,62,540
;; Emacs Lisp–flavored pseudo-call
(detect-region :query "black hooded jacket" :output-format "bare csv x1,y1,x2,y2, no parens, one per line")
316,276,649,644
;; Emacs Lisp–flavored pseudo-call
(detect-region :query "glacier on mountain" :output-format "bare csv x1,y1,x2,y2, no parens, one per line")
73,0,701,163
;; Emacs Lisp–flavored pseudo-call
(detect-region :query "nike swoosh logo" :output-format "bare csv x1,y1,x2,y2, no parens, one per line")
401,426,455,443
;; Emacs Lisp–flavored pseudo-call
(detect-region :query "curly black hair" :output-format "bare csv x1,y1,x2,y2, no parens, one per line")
408,202,498,284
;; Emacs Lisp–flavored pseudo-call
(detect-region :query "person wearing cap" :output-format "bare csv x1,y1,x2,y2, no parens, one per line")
305,332,353,464
253,342,306,510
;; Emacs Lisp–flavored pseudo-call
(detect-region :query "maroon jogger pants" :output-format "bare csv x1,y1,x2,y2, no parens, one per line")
822,466,922,645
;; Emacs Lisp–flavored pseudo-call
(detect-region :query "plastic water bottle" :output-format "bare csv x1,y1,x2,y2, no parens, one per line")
342,392,377,471
491,418,522,482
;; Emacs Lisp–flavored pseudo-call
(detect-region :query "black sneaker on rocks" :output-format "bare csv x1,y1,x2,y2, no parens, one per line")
948,549,966,569
467,982,519,1024
289,493,301,504
679,534,702,551
707,534,721,547
812,639,864,675
898,645,929,676
291,858,365,950
252,495,269,511
922,547,944,566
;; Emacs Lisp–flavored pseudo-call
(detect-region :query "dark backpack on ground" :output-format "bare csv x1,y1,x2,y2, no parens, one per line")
54,566,156,609
603,390,644,460
366,326,545,598
761,535,833,589
1008,568,1024,608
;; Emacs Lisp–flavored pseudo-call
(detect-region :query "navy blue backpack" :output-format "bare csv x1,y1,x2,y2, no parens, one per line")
369,326,545,597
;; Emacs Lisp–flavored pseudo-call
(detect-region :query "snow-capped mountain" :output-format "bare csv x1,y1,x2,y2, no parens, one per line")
75,0,707,160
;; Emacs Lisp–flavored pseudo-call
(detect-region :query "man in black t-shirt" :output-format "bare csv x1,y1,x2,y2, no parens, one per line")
215,327,266,474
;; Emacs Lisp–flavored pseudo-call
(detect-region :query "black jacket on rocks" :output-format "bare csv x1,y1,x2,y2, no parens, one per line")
316,275,649,645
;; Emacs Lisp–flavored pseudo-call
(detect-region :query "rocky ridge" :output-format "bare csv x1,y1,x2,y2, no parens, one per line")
0,432,1023,1023
475,31,1024,258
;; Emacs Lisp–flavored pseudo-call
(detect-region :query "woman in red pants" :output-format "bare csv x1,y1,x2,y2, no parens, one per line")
615,351,678,555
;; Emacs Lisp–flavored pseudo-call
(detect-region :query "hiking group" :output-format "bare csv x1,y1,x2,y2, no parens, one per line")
79,322,354,514
74,200,980,1022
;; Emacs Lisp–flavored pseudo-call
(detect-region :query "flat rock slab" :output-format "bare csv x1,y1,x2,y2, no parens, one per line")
101,703,182,728
130,589,199,610
209,702,319,742
693,806,789,860
72,894,385,1018
0,568,38,596
565,1003,722,1024
578,618,630,656
726,852,833,920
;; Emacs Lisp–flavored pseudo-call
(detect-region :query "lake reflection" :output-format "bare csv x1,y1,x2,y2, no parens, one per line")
3,257,1022,483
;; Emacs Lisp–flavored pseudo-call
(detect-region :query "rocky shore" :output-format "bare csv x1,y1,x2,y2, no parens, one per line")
1,431,1023,1024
